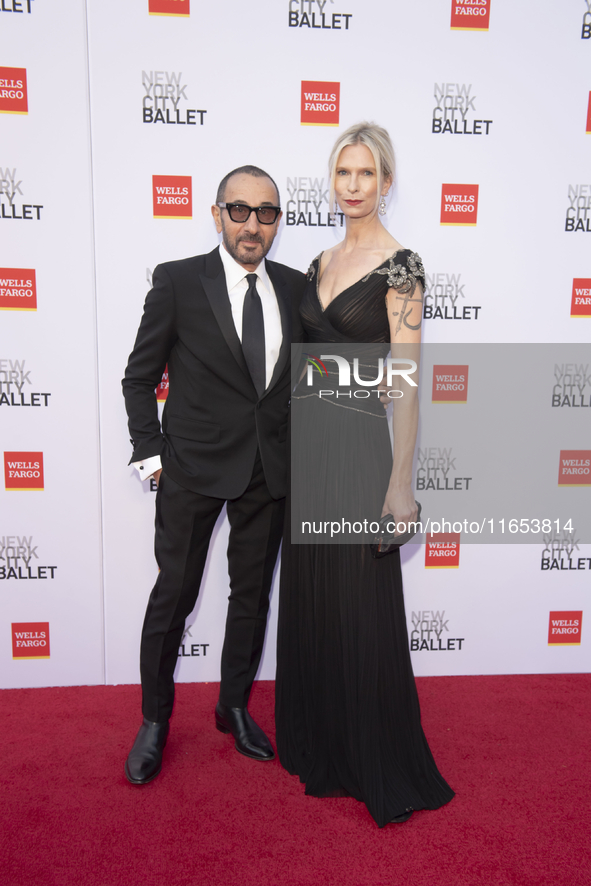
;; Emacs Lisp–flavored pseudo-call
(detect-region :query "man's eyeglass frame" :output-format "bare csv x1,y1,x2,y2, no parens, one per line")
218,202,282,225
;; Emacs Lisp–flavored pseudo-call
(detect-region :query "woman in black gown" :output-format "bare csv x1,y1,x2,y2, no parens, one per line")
275,122,454,827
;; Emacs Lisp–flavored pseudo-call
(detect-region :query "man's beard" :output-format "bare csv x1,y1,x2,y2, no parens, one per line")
222,228,271,266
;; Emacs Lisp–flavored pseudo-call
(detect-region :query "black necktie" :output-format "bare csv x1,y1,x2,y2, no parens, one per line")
242,273,266,397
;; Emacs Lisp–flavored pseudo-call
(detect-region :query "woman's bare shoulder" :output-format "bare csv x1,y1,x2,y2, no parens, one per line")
383,234,405,260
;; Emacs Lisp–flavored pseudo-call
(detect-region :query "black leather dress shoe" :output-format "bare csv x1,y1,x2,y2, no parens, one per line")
124,718,169,785
215,703,275,761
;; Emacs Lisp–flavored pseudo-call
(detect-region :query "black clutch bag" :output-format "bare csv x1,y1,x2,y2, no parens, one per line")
370,502,422,559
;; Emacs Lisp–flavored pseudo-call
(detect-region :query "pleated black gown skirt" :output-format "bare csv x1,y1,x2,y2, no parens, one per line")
275,250,455,827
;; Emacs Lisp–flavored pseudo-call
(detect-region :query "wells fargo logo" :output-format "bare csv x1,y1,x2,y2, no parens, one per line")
558,450,591,486
450,0,490,31
0,67,28,115
152,175,192,219
440,184,479,225
4,451,44,490
0,269,36,311
571,279,591,317
586,92,591,134
156,364,169,401
548,611,582,646
432,365,469,403
149,0,190,15
425,532,461,568
301,81,340,126
12,622,50,659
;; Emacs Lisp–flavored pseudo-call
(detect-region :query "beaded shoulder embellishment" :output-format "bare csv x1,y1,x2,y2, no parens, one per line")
361,251,425,296
306,253,322,282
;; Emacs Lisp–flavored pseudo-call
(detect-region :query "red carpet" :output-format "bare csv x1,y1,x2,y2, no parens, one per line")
1,675,590,886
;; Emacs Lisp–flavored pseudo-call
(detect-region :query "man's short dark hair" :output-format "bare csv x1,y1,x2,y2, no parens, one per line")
216,165,280,206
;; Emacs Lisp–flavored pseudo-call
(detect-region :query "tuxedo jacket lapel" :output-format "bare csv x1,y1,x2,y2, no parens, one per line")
200,248,251,380
265,260,292,396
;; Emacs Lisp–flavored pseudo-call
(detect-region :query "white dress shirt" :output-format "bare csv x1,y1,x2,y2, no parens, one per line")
133,244,283,481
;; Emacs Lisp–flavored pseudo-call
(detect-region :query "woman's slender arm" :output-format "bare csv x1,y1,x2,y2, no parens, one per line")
381,272,423,528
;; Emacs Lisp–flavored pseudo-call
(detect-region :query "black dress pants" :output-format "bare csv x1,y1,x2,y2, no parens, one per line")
140,453,285,723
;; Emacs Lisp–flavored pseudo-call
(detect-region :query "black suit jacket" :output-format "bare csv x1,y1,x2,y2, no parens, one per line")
122,247,306,500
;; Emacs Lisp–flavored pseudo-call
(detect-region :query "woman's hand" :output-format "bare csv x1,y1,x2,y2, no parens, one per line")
381,485,418,534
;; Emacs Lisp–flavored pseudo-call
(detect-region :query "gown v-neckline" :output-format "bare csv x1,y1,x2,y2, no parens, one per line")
315,248,406,314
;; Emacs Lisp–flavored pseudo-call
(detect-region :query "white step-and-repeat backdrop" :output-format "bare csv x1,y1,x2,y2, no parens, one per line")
2,0,589,689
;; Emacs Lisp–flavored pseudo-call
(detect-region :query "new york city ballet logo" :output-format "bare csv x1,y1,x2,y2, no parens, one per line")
0,167,43,221
149,0,189,15
0,269,36,311
432,365,469,403
416,447,472,492
156,365,169,402
571,279,591,317
285,175,345,228
410,611,465,652
548,612,582,646
541,525,590,572
0,358,51,408
552,360,591,408
0,535,58,581
152,175,192,219
423,270,481,321
288,0,352,30
440,184,479,226
0,67,27,114
142,71,206,127
450,0,490,31
558,450,591,486
432,83,492,136
11,622,50,659
565,185,591,232
425,532,461,568
4,452,44,490
301,81,339,126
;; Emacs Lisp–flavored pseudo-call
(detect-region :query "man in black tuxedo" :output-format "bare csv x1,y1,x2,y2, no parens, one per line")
122,165,305,784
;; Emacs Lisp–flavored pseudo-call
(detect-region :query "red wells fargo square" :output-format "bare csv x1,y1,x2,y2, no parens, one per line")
548,611,582,646
12,622,50,659
440,184,479,225
0,67,28,114
0,268,36,311
156,365,169,402
425,533,461,569
149,0,190,16
152,175,192,219
4,451,44,490
571,279,591,317
432,365,469,403
450,0,490,31
301,81,340,127
558,450,591,486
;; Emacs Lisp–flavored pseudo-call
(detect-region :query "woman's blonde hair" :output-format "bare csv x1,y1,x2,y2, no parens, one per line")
328,121,395,214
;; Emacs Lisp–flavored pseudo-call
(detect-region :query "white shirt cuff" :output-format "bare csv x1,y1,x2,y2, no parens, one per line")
133,455,162,481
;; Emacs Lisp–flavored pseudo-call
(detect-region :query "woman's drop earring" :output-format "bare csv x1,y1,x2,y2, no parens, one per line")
379,195,387,216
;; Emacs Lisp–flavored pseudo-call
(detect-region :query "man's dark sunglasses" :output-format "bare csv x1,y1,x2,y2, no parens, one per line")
218,202,281,225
